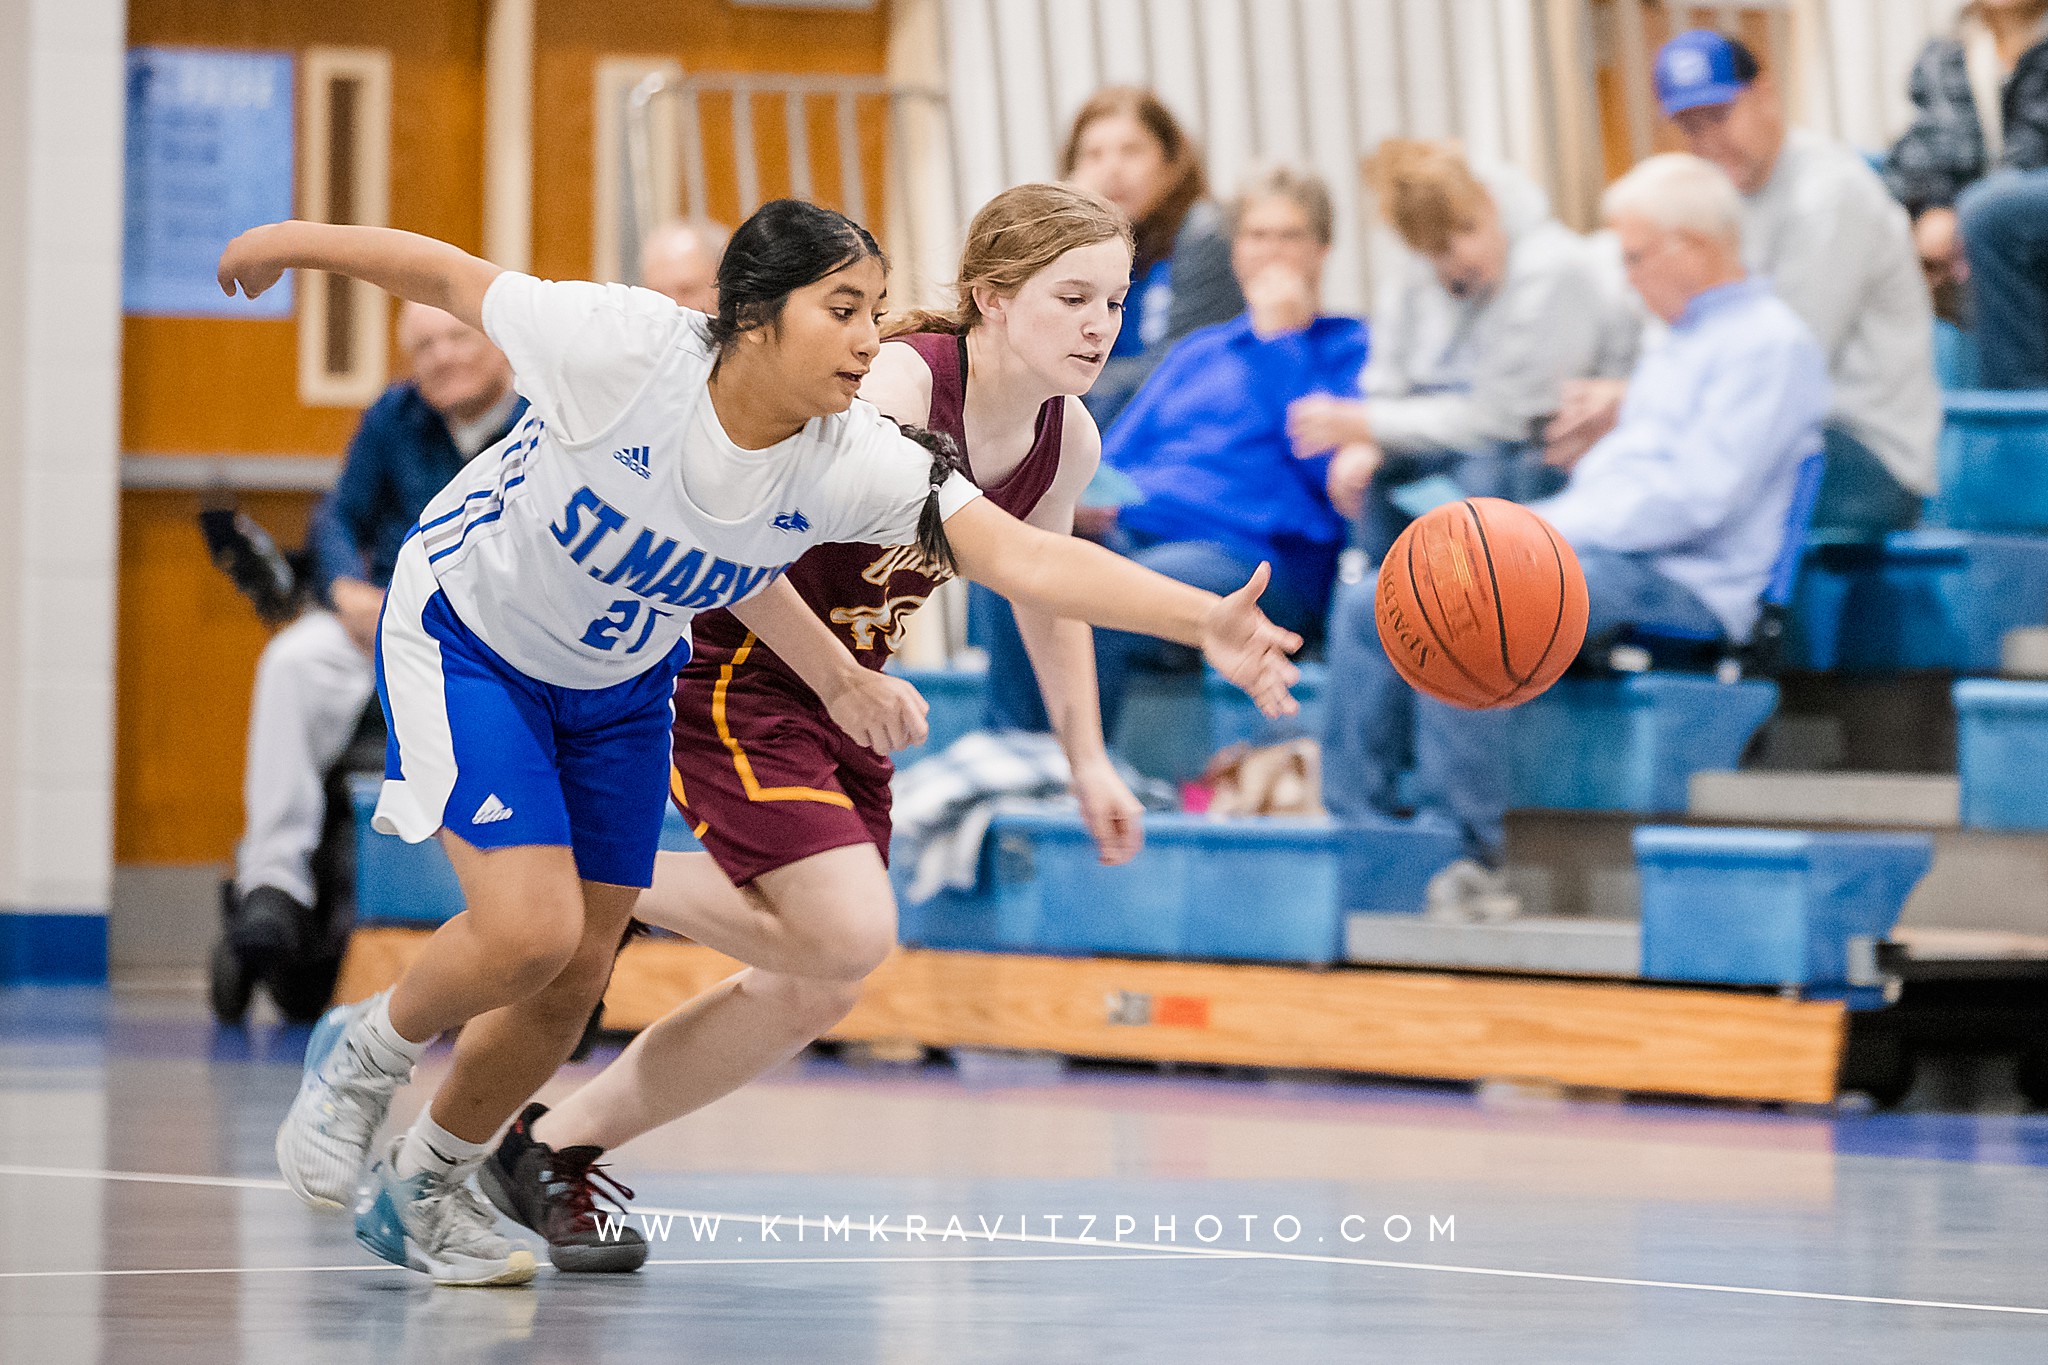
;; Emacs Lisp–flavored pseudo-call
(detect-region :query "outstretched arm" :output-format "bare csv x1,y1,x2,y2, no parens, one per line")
1011,403,1143,863
730,577,929,755
218,221,502,332
944,497,1302,718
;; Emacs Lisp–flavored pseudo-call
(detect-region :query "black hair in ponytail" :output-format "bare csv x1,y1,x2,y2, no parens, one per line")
889,421,970,580
701,199,885,371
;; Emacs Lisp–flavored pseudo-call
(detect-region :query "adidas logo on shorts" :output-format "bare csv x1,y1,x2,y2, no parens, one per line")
613,445,651,479
472,794,515,825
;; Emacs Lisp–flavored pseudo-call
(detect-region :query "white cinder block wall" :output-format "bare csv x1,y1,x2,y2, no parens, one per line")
0,0,125,982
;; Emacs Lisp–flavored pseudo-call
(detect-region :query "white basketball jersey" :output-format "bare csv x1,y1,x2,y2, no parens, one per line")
411,272,981,689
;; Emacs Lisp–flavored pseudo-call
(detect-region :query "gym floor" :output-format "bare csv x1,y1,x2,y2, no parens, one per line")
3,985,2045,1363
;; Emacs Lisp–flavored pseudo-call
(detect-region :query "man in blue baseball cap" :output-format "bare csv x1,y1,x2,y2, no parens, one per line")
1552,30,1939,539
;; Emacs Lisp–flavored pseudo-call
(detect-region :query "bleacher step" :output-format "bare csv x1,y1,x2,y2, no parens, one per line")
1687,771,1959,827
1344,914,1640,978
1892,926,2048,962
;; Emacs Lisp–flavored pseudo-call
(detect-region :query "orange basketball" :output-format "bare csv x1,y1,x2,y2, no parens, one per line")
1374,497,1589,710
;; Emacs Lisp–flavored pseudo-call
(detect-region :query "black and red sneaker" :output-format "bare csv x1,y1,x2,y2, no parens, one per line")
478,1103,647,1272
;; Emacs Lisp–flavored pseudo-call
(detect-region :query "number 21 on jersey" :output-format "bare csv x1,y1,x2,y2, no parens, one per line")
581,598,673,654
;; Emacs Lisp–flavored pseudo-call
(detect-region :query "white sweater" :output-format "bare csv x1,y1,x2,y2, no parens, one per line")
1740,129,1940,494
1365,168,1635,456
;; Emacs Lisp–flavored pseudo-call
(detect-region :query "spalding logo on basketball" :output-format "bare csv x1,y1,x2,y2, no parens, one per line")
1374,497,1589,710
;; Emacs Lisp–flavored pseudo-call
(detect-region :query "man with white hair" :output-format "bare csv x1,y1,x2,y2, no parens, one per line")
1552,32,1938,537
1323,154,1829,916
219,304,524,1007
637,217,730,312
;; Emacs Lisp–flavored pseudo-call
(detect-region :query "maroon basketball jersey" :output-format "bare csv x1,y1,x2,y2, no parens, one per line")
685,331,1067,693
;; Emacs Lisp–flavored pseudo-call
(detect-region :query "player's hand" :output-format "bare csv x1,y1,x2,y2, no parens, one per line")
1199,563,1302,720
1326,442,1382,519
819,667,929,755
329,577,385,658
1544,378,1626,470
1072,756,1144,866
1288,394,1371,459
218,222,291,300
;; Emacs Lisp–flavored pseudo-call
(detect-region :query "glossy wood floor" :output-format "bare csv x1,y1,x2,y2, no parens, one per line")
3,985,2045,1363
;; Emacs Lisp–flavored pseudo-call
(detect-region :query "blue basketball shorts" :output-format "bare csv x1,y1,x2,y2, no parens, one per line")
370,539,683,888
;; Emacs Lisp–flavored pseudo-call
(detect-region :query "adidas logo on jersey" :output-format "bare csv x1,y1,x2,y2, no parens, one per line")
771,509,811,533
472,794,514,825
613,445,651,479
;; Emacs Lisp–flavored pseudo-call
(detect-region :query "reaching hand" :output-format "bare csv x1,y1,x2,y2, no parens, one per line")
1071,757,1145,866
1287,394,1371,459
820,668,930,755
329,578,386,658
1199,563,1303,720
1544,378,1626,470
217,223,291,301
1325,442,1382,519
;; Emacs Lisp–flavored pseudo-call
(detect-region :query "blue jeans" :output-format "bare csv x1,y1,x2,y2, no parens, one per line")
1358,443,1565,561
1322,546,1720,865
1958,168,2048,390
1814,426,1921,540
980,537,1322,738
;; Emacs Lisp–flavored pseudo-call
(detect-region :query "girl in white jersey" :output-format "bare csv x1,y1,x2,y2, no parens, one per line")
218,200,1301,1285
432,186,1154,1273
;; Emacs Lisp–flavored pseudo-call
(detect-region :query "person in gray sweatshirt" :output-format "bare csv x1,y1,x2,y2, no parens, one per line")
1550,31,1940,537
1286,138,1632,559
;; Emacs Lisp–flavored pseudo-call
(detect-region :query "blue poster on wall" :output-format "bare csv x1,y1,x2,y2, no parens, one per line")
123,47,295,318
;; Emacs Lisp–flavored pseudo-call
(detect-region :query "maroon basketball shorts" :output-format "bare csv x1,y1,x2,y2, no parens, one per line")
668,651,894,887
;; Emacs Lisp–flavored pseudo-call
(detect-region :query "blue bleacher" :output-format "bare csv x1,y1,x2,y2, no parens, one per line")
348,776,702,926
893,663,1768,816
1931,390,2048,532
895,810,1460,964
1635,826,1932,1000
1955,678,2048,829
1787,529,2048,673
1509,675,1777,812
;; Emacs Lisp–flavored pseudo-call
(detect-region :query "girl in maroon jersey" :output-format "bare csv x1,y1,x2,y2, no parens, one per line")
476,185,1188,1267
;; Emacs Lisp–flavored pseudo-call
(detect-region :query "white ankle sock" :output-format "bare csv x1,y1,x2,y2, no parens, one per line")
394,1110,493,1180
356,993,428,1076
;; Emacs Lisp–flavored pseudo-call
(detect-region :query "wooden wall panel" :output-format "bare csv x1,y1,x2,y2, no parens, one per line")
530,0,891,284
124,0,486,457
115,491,318,862
120,0,485,864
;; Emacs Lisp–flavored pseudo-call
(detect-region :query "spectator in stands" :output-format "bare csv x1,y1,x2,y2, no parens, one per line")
637,217,730,312
1324,155,1829,913
1285,138,1632,556
226,303,524,967
1885,1,2048,388
983,166,1363,737
1548,32,1937,538
1061,86,1245,427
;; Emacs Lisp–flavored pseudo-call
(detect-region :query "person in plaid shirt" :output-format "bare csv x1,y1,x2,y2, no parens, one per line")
1884,1,2048,387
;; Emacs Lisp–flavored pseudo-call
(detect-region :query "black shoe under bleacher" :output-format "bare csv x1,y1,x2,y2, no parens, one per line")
478,1103,647,1273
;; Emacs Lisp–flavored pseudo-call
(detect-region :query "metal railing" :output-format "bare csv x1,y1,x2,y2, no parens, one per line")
625,70,959,309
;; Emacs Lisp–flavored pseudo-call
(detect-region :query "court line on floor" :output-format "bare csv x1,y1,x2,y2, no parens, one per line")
5,1164,2046,1317
0,1254,1195,1282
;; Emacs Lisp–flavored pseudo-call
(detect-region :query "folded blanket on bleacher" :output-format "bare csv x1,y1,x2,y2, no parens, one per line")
891,731,1177,903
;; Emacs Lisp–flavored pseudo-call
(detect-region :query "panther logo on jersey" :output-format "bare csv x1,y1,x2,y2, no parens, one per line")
771,509,811,533
830,595,929,653
860,542,946,588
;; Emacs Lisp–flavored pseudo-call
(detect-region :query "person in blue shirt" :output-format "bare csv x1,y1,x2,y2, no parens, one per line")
229,302,524,970
1323,154,1829,916
984,166,1367,736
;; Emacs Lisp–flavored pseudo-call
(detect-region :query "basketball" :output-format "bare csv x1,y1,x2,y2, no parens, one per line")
1374,497,1589,710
